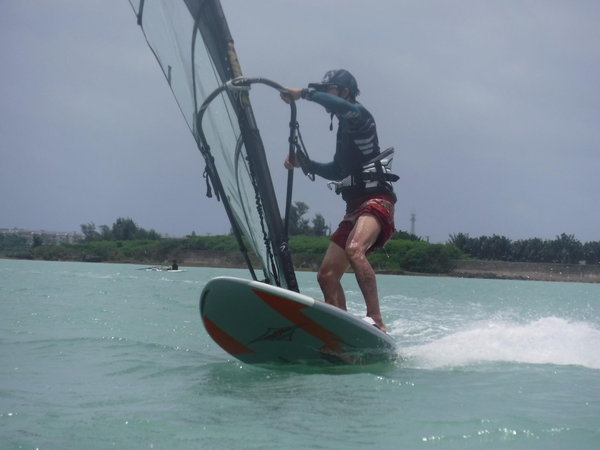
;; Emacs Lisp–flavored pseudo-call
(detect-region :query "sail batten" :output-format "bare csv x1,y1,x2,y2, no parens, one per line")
129,0,298,290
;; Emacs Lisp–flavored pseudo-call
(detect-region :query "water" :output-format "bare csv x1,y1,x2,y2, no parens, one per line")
1,259,599,449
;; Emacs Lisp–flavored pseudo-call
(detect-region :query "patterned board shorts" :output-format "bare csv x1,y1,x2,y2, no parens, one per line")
330,193,396,254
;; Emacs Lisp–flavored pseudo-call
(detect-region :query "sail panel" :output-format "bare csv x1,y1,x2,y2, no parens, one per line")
129,0,287,285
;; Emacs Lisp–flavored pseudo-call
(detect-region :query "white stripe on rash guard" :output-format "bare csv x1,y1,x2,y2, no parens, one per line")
355,135,376,154
341,110,360,120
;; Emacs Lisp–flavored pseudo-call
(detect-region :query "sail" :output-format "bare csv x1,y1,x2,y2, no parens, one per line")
129,0,298,291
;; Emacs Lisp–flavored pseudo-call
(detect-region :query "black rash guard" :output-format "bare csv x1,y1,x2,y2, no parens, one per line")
301,89,396,203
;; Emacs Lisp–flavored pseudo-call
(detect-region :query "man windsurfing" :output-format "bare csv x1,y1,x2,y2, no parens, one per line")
281,69,398,332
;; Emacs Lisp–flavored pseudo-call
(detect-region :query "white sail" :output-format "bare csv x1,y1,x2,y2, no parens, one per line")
129,0,298,290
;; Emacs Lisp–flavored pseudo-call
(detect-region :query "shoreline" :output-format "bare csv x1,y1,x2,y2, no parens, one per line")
4,254,600,283
449,259,600,283
167,254,600,284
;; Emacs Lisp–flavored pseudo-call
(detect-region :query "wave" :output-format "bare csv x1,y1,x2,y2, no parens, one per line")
402,316,600,370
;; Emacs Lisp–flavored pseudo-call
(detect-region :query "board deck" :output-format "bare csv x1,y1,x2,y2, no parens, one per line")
200,277,396,365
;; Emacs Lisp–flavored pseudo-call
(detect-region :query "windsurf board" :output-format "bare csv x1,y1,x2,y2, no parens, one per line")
200,276,396,365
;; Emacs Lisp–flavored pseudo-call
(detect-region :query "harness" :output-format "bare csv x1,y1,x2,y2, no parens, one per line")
328,147,400,195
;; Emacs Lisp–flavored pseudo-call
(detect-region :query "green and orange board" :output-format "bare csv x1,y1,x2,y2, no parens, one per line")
200,277,396,365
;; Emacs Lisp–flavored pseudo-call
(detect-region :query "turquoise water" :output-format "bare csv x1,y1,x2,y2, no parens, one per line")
1,259,599,449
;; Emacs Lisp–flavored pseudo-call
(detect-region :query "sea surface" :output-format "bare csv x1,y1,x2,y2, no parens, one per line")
1,259,599,449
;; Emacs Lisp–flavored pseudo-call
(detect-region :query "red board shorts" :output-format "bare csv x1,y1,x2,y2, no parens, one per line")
330,193,396,254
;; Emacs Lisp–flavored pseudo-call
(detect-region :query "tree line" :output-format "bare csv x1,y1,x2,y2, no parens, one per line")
3,209,598,271
80,218,161,241
0,233,29,253
17,232,457,274
450,232,600,265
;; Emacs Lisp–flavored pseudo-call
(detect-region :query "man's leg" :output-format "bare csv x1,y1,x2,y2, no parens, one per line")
317,241,350,310
345,213,386,331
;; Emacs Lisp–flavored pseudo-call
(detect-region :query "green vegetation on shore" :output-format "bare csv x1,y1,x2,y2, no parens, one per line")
0,216,459,274
3,233,461,275
4,215,598,275
1,212,463,274
450,233,600,265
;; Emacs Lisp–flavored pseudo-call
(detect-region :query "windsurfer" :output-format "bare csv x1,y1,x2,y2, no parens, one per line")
281,69,397,332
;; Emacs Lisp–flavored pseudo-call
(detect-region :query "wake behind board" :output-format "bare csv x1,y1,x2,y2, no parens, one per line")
200,277,396,365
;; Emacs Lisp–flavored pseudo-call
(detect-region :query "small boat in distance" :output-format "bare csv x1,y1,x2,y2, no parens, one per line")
138,260,185,272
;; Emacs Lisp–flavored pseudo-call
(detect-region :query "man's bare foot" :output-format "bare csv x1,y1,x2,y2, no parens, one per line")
363,316,387,333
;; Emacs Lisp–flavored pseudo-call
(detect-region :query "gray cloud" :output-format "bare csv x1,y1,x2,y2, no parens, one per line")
1,0,598,243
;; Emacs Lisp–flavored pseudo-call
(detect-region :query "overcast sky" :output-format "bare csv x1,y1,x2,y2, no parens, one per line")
1,0,599,243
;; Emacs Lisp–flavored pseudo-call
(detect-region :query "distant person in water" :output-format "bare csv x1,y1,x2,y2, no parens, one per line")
280,69,398,332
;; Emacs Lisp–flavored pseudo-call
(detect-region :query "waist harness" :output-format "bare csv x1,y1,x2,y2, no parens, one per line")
328,147,400,195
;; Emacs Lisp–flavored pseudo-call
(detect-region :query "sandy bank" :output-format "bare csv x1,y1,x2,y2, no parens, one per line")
178,251,600,283
451,260,600,283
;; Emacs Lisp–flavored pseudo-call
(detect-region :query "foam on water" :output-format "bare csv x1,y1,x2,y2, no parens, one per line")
403,316,600,370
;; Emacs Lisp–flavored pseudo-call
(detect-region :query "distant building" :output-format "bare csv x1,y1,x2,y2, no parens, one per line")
0,228,83,245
